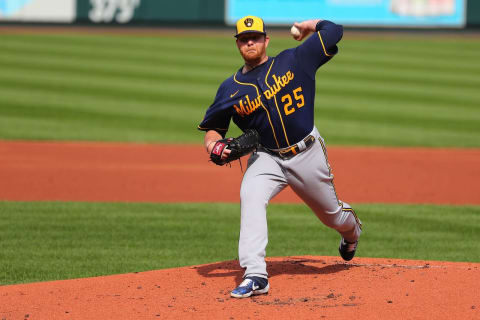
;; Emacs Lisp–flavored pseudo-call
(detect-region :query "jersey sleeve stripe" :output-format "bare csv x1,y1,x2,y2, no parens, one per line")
233,72,281,148
317,31,334,57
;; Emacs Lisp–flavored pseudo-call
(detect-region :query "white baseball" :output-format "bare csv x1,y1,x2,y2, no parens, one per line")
290,25,301,38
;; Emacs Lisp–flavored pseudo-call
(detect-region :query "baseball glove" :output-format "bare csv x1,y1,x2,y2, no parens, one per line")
210,129,260,166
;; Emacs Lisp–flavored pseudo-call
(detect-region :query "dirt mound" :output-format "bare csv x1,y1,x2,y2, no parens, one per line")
1,256,478,319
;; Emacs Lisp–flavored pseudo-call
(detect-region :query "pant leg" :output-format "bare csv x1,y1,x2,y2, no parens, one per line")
239,151,287,278
285,136,362,242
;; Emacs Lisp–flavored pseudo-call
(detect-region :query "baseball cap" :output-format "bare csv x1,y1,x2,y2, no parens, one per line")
235,15,266,38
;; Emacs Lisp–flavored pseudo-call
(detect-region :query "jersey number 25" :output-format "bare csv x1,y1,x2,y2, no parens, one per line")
281,87,305,116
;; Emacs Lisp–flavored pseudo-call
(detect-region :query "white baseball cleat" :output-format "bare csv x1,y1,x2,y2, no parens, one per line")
230,276,269,298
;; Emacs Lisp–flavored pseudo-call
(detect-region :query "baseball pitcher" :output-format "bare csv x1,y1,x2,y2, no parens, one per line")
198,16,363,298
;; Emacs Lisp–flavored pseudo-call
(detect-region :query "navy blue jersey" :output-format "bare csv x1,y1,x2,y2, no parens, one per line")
198,20,343,149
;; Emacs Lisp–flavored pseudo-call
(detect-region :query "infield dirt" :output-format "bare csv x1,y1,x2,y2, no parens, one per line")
1,140,479,205
0,141,479,319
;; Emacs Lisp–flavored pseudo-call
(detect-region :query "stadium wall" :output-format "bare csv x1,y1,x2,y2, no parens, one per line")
467,0,480,27
75,0,224,25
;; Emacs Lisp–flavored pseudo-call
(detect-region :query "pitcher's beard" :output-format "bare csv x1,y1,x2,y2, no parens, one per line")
243,52,266,69
245,58,261,69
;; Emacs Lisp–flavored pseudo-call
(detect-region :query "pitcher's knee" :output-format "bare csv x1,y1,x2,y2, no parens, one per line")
321,205,359,232
323,215,349,231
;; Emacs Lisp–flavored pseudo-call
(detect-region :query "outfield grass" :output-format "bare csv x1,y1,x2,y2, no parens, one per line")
0,31,479,146
1,201,478,285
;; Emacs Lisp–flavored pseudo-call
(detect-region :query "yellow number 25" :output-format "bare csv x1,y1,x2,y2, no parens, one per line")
281,87,305,116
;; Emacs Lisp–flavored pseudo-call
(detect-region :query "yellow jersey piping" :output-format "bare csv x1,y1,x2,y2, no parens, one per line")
343,207,362,229
233,71,280,148
317,31,333,57
265,59,290,146
318,137,341,206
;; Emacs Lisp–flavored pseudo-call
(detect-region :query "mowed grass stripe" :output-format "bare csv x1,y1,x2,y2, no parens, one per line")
317,78,479,108
334,52,480,77
0,115,200,142
326,64,480,90
317,80,479,111
0,33,237,53
336,54,480,75
0,36,240,69
0,68,217,102
0,86,204,122
0,82,210,127
0,33,237,54
316,103,480,134
0,100,194,134
0,109,203,143
0,46,238,79
0,51,234,87
342,38,480,61
0,88,203,140
314,100,480,146
316,118,478,147
318,69,480,99
335,39,480,74
318,93,480,123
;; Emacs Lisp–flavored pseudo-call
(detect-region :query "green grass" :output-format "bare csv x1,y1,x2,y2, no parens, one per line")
1,201,478,285
0,31,479,146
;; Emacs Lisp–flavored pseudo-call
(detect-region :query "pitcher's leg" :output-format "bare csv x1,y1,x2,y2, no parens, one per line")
336,202,362,241
239,152,286,278
286,138,362,242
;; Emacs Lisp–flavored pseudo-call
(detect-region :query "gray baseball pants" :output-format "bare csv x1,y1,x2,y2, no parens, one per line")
238,127,362,279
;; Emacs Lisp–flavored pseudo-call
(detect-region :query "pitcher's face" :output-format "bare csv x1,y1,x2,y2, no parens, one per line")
236,33,269,64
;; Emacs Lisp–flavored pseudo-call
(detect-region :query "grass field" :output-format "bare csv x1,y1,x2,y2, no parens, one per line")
0,31,479,146
0,29,479,286
0,201,479,285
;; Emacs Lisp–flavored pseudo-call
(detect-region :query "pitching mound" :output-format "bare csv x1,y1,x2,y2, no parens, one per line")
1,256,478,319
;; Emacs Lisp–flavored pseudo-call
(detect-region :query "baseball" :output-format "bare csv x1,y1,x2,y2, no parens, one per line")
290,25,301,38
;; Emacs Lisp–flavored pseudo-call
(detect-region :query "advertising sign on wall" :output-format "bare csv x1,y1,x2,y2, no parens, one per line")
76,0,223,24
87,0,141,23
0,0,76,22
226,0,466,28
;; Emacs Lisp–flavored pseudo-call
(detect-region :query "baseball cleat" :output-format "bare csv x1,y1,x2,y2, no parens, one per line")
339,238,358,261
230,276,269,298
